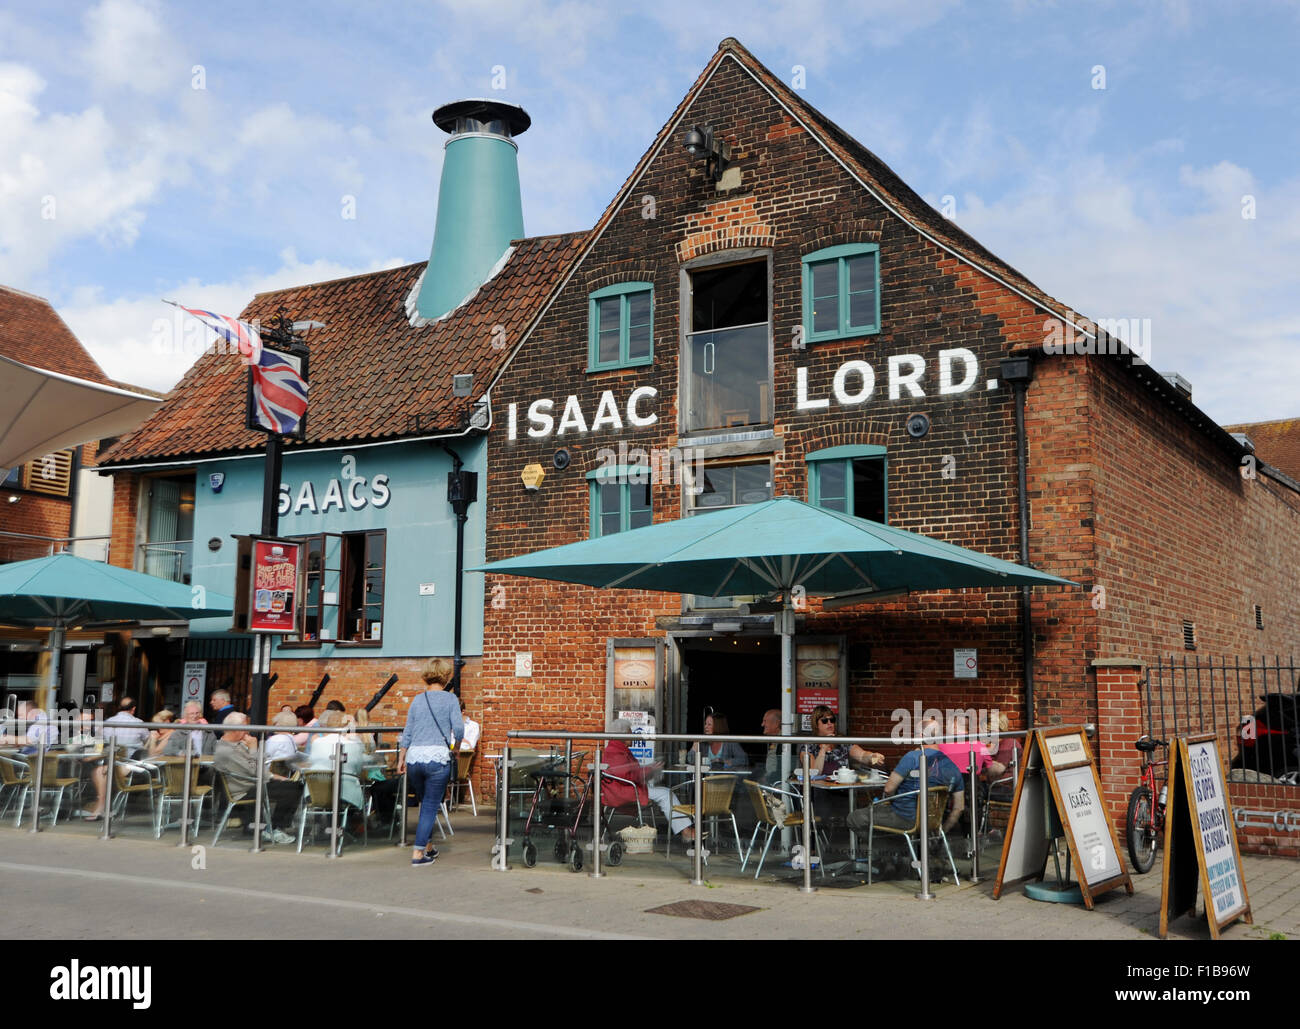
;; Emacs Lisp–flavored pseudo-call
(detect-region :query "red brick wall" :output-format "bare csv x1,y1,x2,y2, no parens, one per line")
109,471,141,570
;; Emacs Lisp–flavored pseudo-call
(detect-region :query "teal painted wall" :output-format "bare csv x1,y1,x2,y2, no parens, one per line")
187,439,485,658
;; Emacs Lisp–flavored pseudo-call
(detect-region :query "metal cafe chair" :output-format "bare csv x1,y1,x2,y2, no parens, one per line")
297,769,365,854
14,753,82,827
154,758,212,838
211,771,272,845
740,779,826,879
668,774,744,861
109,758,162,828
0,755,33,822
861,785,961,886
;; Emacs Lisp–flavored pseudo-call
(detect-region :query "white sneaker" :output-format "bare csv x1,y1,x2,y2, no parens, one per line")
268,829,294,845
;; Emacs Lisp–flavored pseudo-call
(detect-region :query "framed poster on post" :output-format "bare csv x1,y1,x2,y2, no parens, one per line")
247,537,302,634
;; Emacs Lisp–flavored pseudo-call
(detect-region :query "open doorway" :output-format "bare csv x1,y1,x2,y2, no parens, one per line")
675,634,780,766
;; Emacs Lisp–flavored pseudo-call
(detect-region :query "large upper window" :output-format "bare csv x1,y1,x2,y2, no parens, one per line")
807,446,887,522
801,244,880,343
686,460,772,609
140,473,195,584
684,260,770,433
587,467,652,537
283,530,385,646
588,282,653,371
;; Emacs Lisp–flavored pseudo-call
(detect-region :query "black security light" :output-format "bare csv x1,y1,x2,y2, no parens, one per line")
683,124,730,182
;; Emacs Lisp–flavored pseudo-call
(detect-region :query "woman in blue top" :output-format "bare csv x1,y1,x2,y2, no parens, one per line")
398,658,463,867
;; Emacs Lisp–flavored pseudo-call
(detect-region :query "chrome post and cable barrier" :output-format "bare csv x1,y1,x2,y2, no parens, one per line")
589,745,604,878
251,732,267,854
691,741,704,886
28,737,46,834
564,739,573,799
178,744,194,848
967,749,982,884
916,746,933,901
493,742,511,870
327,740,343,859
101,740,116,841
800,744,814,894
498,726,1083,894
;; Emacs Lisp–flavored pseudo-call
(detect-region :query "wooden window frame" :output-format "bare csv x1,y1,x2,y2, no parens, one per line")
587,282,654,372
801,243,881,344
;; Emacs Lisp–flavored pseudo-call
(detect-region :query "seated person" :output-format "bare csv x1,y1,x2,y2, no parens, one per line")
264,710,300,764
164,700,213,757
603,718,702,845
67,708,99,747
760,708,783,784
291,705,316,749
306,709,366,813
102,697,150,752
1,701,59,747
143,709,176,758
459,698,480,751
798,704,884,777
983,712,1021,802
847,739,965,835
687,712,748,768
934,711,996,776
212,713,301,843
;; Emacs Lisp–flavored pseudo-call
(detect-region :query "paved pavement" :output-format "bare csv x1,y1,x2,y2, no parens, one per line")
0,813,1295,940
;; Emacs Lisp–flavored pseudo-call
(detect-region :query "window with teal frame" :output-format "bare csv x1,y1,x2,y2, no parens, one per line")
807,445,887,522
587,466,653,537
801,244,880,343
588,282,653,371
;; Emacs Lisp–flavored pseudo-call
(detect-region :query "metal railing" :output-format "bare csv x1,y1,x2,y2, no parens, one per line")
497,725,1071,897
2,719,407,857
0,531,111,564
1146,654,1299,786
137,540,192,584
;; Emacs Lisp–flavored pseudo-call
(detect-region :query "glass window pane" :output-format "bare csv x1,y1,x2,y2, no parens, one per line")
629,506,651,530
811,261,838,299
818,461,847,511
601,512,621,537
813,299,837,334
691,262,766,332
627,321,650,361
626,291,650,327
848,287,876,329
847,254,875,293
733,463,771,503
685,323,768,431
599,482,621,516
599,329,621,364
367,534,384,568
598,297,620,332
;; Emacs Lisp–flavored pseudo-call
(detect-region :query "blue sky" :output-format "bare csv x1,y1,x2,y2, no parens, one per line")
2,0,1297,424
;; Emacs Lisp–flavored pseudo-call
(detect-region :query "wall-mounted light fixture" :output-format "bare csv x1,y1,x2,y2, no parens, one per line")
683,125,730,182
6,495,19,504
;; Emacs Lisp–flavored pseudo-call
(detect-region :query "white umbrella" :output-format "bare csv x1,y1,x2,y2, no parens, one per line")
0,354,161,469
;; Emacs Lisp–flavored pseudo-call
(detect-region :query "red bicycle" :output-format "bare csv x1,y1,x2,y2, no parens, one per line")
1125,735,1168,873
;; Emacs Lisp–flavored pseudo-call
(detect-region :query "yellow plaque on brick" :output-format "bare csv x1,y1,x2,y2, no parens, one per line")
521,463,545,490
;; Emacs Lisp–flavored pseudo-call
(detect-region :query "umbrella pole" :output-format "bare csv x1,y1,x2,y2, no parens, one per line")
778,595,795,854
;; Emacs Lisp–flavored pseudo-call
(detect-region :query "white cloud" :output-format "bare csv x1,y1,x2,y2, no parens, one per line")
82,0,177,95
60,252,408,392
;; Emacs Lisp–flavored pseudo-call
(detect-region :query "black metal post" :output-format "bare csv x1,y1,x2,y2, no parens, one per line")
442,446,475,697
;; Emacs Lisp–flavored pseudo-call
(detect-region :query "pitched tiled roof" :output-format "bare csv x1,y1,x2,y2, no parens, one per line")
0,284,117,386
1224,417,1300,482
98,232,587,466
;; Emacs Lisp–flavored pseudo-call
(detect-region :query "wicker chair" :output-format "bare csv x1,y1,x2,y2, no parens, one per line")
298,769,365,853
740,779,826,879
15,755,81,827
861,785,960,886
0,755,32,822
668,774,743,860
211,771,271,845
153,758,212,838
449,750,477,815
109,759,161,828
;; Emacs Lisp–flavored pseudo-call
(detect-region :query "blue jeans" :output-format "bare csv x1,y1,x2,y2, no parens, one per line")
408,760,453,849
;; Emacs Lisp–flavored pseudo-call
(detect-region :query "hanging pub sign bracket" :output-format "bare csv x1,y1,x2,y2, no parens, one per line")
1159,732,1253,939
993,727,1133,908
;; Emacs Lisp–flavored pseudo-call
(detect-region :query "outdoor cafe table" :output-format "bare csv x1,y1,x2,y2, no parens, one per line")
807,775,889,874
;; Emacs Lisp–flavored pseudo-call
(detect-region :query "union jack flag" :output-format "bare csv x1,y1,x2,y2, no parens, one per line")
169,302,308,436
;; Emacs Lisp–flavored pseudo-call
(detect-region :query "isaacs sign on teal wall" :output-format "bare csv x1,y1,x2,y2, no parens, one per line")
188,440,486,659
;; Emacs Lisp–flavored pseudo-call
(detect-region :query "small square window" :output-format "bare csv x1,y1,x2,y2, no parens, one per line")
801,244,880,344
588,283,654,371
589,473,653,537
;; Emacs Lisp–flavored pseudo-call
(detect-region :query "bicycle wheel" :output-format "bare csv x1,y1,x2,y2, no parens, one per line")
1126,786,1157,873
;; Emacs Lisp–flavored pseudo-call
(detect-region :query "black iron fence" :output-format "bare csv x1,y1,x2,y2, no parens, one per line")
1145,655,1299,786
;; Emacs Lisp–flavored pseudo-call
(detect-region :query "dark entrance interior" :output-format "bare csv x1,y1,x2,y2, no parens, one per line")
677,635,779,767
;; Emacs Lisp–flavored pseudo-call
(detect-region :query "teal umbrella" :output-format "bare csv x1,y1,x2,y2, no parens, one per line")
0,553,234,702
0,552,233,625
474,496,1079,774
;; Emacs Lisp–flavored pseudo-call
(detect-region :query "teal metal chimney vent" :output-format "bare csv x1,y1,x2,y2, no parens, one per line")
415,99,531,321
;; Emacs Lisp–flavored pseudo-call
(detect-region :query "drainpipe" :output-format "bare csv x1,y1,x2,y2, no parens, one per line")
441,445,478,697
999,356,1036,728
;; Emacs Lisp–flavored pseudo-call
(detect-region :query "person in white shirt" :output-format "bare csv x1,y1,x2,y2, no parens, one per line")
264,710,300,763
0,701,59,746
102,697,150,750
459,698,480,751
163,701,213,757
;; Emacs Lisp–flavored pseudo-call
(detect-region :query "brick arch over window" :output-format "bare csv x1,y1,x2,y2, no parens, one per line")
584,265,659,293
799,222,885,253
675,194,776,263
